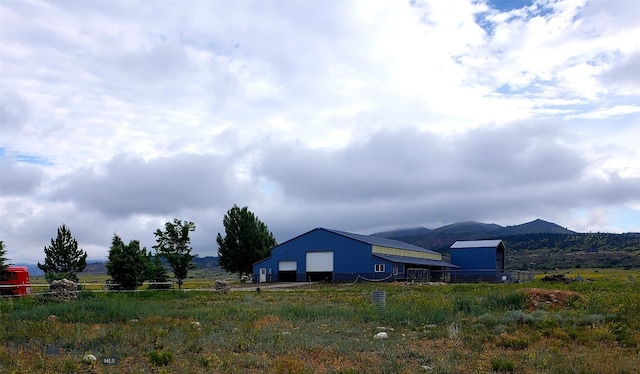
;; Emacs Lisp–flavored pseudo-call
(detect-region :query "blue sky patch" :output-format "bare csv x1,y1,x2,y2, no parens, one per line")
16,154,52,165
476,1,555,38
485,0,534,13
0,148,52,165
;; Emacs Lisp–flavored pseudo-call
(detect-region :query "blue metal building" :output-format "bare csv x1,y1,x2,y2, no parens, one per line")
449,240,506,282
253,228,458,283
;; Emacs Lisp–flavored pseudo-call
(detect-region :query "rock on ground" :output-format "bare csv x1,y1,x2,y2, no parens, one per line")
49,279,78,301
374,332,388,340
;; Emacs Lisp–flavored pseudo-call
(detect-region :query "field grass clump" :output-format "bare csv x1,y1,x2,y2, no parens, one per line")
483,290,527,311
1,272,640,373
148,350,173,366
491,357,515,372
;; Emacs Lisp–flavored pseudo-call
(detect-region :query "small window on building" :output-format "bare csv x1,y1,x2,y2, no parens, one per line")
374,264,385,272
397,264,405,274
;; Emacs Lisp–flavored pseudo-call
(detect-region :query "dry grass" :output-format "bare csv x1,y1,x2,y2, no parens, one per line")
1,276,639,373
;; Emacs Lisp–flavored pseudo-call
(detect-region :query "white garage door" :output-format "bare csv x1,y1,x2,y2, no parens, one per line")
306,251,334,272
278,261,297,271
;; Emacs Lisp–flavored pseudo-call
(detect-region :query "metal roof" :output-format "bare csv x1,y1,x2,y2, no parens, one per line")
450,240,504,249
323,228,439,255
373,254,459,268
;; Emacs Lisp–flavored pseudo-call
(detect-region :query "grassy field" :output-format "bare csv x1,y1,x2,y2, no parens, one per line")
1,270,639,373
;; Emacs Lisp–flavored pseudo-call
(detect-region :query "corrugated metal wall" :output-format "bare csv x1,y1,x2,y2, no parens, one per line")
253,228,375,282
450,247,496,271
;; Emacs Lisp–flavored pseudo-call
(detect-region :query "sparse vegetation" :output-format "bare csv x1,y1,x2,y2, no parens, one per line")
378,222,640,270
1,271,639,373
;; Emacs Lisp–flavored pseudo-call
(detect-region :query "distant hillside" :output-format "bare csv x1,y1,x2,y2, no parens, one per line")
19,256,220,277
373,220,506,252
372,219,575,251
17,264,44,277
371,219,640,270
373,227,431,238
503,232,640,269
498,219,574,236
192,256,219,269
82,262,107,274
433,221,503,235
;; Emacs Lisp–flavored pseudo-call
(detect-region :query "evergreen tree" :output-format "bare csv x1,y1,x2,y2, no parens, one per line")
153,219,197,289
0,237,9,271
38,224,87,282
146,252,170,289
106,234,150,290
217,205,277,278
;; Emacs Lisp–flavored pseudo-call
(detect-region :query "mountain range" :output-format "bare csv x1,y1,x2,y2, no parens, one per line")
372,219,640,270
372,218,574,252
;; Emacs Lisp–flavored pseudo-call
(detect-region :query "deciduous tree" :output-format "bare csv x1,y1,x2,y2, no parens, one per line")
38,224,87,282
216,205,277,279
153,219,196,289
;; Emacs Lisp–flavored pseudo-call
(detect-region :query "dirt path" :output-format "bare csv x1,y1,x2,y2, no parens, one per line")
231,282,316,291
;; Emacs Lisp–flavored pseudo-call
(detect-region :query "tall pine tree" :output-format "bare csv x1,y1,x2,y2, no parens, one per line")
38,224,87,282
0,237,9,271
146,252,170,289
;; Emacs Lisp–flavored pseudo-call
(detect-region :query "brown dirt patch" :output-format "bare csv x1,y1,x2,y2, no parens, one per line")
523,288,582,310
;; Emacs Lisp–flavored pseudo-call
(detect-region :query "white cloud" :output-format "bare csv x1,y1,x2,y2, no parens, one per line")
572,105,640,119
1,0,640,263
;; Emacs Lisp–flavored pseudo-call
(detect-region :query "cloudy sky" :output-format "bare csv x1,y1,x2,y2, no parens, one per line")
1,0,639,263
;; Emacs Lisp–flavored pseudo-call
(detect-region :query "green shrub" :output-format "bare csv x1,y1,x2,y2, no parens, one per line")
63,359,77,374
491,357,515,372
497,335,529,349
148,350,173,366
578,313,606,326
483,291,526,311
501,310,534,325
453,295,478,315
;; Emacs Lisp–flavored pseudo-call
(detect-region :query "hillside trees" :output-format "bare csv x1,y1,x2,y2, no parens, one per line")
38,224,87,282
106,234,150,290
153,219,196,289
217,205,277,279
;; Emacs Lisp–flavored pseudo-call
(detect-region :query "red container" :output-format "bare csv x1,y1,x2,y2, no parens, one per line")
0,266,31,296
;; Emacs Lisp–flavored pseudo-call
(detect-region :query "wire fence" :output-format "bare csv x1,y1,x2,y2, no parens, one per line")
0,279,242,298
1,270,536,298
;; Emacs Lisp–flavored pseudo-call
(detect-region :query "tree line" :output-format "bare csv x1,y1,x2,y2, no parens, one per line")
0,205,276,290
503,232,640,253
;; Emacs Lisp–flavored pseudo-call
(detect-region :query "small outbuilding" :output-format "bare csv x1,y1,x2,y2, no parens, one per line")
449,240,506,282
253,228,458,283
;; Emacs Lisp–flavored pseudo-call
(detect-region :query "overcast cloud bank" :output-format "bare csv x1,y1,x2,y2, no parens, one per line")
1,0,639,263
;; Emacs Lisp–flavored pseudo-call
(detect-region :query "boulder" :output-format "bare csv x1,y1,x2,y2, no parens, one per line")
82,354,97,367
215,280,231,294
49,279,78,301
374,332,388,340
